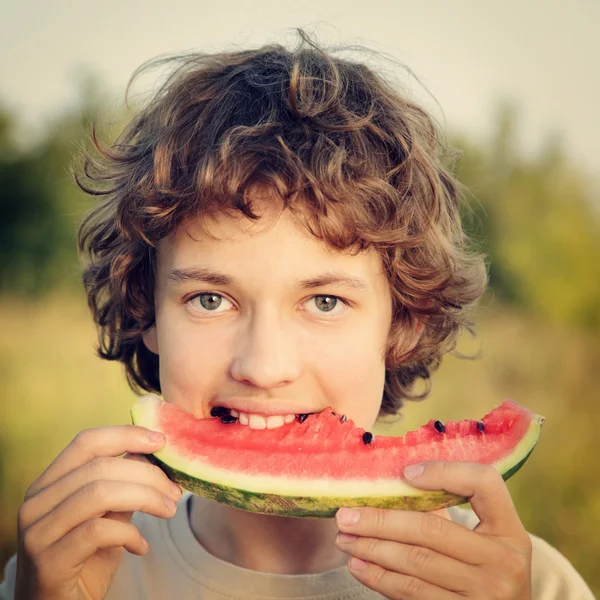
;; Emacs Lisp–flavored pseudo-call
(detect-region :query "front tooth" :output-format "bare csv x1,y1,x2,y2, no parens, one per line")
248,414,267,429
239,412,249,425
230,409,239,417
266,415,284,429
284,414,295,423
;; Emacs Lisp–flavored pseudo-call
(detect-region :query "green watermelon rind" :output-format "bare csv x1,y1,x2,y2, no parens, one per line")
145,444,536,518
131,398,544,518
146,453,468,518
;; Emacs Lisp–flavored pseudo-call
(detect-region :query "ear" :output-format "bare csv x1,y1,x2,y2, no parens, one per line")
414,318,426,338
385,313,428,367
142,325,159,355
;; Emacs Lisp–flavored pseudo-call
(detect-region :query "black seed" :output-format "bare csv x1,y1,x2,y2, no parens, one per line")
297,414,309,423
477,421,485,432
210,406,230,417
340,414,347,423
362,431,373,445
220,415,238,424
434,420,445,433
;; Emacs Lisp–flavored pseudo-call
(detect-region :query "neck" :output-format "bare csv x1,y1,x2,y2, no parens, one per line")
188,495,348,574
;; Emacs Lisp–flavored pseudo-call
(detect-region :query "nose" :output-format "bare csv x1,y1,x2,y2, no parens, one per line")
229,309,301,389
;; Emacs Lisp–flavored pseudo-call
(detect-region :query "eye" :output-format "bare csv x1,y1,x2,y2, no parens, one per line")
304,295,347,316
188,293,234,313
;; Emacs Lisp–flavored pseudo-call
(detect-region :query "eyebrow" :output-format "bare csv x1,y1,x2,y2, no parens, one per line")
168,267,233,286
167,267,368,290
298,272,368,291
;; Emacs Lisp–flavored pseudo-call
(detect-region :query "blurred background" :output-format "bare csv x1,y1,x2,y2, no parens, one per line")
1,0,598,595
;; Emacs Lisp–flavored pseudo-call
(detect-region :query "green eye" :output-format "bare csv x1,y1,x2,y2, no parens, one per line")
314,295,338,312
198,293,223,311
188,293,233,314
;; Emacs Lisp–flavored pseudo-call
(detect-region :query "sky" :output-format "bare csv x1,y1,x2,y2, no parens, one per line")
1,0,598,179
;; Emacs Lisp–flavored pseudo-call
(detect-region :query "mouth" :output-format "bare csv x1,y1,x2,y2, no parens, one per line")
209,401,318,430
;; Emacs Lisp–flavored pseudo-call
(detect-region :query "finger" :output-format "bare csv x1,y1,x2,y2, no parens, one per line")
345,556,457,600
103,453,184,526
402,461,524,536
37,518,148,582
123,452,152,462
336,507,497,565
19,454,182,530
429,508,452,521
336,534,480,593
26,426,166,499
23,480,178,555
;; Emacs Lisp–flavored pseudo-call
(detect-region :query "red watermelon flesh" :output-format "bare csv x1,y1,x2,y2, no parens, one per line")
131,395,544,517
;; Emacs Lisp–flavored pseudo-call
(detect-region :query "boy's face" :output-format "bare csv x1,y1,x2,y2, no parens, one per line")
143,192,396,430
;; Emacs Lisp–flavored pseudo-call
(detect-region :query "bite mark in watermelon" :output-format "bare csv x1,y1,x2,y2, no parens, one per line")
130,395,544,518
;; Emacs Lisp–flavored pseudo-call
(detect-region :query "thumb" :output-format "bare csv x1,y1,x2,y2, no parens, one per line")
403,460,522,536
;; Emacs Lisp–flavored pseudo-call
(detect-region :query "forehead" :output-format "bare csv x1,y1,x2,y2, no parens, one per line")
156,199,388,286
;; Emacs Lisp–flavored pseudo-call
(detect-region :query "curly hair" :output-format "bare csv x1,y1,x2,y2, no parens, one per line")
74,29,487,417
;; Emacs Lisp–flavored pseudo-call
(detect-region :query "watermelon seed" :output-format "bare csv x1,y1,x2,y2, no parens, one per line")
434,420,445,433
297,414,309,423
210,406,230,418
477,421,485,432
220,415,238,424
362,432,373,445
340,414,347,423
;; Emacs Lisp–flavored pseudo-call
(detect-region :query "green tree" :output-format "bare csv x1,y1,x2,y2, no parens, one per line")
0,74,130,296
452,100,600,330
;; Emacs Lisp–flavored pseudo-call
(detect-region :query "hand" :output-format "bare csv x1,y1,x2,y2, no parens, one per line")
335,461,532,599
14,425,183,600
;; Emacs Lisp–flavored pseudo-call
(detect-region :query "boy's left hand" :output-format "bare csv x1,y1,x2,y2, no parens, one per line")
335,461,532,599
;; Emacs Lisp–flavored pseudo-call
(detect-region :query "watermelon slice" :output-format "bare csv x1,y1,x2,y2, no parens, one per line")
130,395,544,518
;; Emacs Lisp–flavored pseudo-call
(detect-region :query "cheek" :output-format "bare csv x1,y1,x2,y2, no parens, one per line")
156,316,231,412
305,324,387,429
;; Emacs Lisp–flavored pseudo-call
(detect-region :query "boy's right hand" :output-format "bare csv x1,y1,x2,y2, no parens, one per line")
13,425,182,600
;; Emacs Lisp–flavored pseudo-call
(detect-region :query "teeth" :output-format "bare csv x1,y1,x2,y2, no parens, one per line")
231,412,297,429
248,414,267,429
266,415,284,429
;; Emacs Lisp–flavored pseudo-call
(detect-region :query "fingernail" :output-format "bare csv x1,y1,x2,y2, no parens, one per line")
337,508,360,525
163,496,177,512
147,430,165,443
171,482,182,498
349,557,368,571
404,463,424,479
336,532,357,544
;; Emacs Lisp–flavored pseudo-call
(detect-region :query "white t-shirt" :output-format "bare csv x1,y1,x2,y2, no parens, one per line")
1,492,595,599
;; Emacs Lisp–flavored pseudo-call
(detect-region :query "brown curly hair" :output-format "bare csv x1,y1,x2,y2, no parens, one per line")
74,29,487,417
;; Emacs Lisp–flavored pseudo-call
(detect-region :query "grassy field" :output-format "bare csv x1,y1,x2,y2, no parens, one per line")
1,291,598,595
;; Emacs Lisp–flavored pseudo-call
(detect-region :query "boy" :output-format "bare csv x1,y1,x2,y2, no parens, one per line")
1,30,594,600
